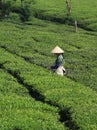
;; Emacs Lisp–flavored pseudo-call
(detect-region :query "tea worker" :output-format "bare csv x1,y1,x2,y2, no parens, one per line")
51,46,65,69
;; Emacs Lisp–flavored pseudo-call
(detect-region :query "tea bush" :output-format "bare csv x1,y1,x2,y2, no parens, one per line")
0,1,97,129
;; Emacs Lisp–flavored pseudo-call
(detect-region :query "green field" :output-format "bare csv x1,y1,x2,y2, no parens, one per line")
32,0,97,31
0,0,97,130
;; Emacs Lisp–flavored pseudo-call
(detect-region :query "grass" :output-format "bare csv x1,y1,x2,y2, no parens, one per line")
0,69,65,130
32,0,97,30
0,19,97,90
0,36,97,129
0,0,97,129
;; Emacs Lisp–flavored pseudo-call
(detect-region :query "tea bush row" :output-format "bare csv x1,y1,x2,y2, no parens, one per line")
0,68,65,130
1,48,97,130
0,94,65,130
32,0,97,31
0,20,97,91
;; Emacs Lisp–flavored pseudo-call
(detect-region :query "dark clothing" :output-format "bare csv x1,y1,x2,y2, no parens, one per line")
51,64,60,70
51,54,64,70
56,54,64,66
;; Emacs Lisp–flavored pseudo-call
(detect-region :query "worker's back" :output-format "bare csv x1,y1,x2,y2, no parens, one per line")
56,54,64,66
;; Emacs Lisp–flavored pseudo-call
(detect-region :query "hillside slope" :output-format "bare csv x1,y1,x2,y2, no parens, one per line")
32,0,97,31
0,19,97,129
0,0,97,130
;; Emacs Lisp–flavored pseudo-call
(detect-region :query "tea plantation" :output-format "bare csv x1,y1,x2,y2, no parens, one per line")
0,0,97,130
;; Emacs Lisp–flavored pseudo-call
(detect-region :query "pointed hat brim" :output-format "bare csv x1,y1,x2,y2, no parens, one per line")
51,46,64,54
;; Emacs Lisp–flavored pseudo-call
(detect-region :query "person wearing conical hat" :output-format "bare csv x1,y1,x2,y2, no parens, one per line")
51,46,65,70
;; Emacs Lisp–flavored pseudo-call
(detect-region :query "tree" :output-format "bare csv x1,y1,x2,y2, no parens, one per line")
21,0,25,8
0,0,11,17
75,20,78,32
65,0,72,16
0,0,4,16
0,0,3,11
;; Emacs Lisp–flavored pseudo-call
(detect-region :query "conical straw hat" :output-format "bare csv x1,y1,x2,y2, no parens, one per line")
51,46,64,54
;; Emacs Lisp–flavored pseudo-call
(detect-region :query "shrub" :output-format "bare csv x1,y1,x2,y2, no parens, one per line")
0,1,11,17
19,6,31,22
8,12,20,22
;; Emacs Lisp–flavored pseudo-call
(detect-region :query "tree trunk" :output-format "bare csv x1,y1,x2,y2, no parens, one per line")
66,0,72,16
21,0,25,8
75,20,78,32
0,0,3,16
0,0,2,8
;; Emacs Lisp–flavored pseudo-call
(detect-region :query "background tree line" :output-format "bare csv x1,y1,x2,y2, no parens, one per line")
0,0,34,22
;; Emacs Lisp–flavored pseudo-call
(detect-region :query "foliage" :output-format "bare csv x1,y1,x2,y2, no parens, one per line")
0,0,11,17
0,69,65,130
0,0,97,129
19,6,31,22
32,0,97,31
0,0,32,22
